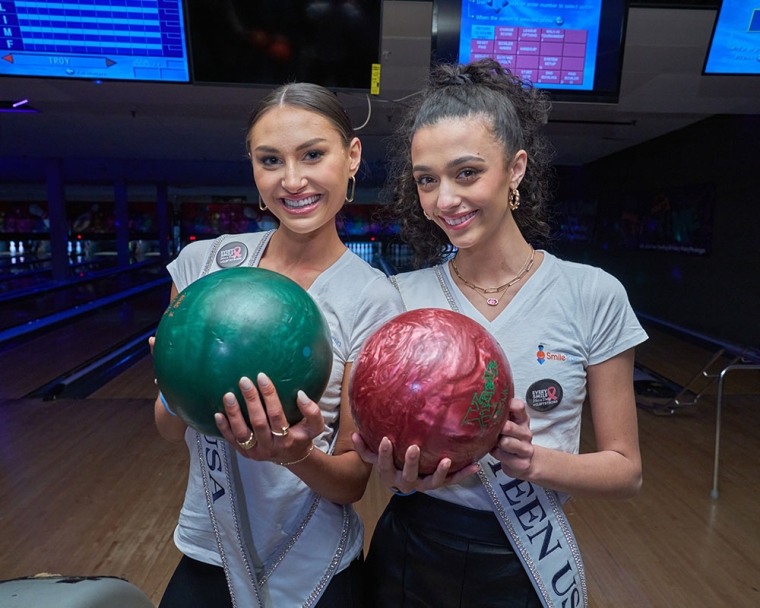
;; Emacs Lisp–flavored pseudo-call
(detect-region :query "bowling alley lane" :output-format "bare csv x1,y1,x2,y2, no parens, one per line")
0,255,117,297
0,258,168,333
0,278,171,400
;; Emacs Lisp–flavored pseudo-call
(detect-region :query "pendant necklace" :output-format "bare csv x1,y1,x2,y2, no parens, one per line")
450,246,535,306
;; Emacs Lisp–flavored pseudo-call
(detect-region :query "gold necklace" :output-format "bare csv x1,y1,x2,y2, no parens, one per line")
450,246,535,306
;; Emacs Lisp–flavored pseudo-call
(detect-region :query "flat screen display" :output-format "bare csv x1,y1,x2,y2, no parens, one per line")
0,0,190,82
433,0,629,102
703,0,760,75
185,0,381,91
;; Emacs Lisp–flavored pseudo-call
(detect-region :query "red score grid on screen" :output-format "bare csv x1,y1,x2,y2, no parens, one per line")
470,26,588,86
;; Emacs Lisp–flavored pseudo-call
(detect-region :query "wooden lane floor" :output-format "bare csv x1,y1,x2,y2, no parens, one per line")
1,326,758,606
567,392,759,607
0,397,187,605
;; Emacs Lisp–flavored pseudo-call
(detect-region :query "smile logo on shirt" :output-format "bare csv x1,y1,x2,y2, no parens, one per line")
536,343,571,365
536,344,546,364
217,241,248,268
526,379,563,412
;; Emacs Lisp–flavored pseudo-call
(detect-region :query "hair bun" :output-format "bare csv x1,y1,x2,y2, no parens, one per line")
450,73,473,86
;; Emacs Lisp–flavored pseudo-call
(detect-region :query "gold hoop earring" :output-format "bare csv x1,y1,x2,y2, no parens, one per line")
508,188,521,211
259,195,267,211
345,175,356,203
423,210,432,220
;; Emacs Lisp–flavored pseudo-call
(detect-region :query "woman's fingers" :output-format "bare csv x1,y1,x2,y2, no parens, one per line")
214,410,239,447
416,456,451,492
376,437,403,486
296,390,327,437
507,398,530,426
256,373,291,439
215,393,259,456
220,391,253,439
400,444,421,485
351,432,378,465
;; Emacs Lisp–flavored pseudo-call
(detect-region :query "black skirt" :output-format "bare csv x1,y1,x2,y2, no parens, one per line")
364,492,543,608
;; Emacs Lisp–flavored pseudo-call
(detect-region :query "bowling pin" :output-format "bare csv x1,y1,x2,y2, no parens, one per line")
9,241,16,254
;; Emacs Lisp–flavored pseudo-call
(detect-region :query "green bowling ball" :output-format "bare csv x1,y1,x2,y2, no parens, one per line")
154,266,333,437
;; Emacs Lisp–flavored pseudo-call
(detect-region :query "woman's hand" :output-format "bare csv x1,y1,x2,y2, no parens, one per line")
491,398,534,478
215,373,325,466
351,433,480,495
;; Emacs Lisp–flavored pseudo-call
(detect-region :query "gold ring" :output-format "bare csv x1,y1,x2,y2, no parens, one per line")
271,426,290,437
237,431,257,450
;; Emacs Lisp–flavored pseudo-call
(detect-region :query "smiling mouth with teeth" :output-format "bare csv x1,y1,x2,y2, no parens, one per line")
443,210,477,226
282,194,322,209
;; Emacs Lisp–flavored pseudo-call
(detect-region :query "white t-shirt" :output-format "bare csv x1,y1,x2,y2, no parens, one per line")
166,230,405,571
392,251,648,510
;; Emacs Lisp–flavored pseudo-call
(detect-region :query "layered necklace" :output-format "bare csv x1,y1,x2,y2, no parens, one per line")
450,245,535,306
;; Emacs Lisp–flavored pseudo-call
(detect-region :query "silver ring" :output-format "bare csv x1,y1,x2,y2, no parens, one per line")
271,425,290,437
237,431,257,450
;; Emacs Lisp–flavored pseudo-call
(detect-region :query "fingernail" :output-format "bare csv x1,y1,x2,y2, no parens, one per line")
224,393,236,406
214,413,224,423
297,390,309,405
240,377,253,390
257,373,270,387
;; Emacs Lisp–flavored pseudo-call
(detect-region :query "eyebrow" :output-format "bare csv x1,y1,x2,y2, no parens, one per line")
412,155,486,172
253,137,327,154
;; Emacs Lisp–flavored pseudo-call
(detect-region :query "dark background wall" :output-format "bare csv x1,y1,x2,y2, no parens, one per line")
552,114,759,350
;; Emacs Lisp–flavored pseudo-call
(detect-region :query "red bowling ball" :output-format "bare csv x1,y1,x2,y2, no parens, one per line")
349,308,513,474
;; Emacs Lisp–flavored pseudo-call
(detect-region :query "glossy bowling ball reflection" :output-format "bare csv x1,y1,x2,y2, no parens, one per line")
349,308,513,474
154,267,333,437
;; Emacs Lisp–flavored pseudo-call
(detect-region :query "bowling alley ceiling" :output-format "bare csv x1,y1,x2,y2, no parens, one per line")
2,2,760,188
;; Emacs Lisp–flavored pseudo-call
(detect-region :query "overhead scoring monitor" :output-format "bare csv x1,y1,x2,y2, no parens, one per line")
703,0,760,75
0,0,190,82
433,0,630,103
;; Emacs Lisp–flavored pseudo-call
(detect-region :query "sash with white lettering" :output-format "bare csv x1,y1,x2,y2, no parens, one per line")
478,462,587,607
196,232,350,607
391,267,588,608
196,433,350,607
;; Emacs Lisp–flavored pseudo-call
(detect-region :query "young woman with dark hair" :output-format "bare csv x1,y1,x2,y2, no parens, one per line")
355,59,647,608
155,82,404,608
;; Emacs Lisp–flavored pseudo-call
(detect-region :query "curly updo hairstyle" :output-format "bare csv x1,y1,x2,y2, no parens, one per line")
384,58,555,268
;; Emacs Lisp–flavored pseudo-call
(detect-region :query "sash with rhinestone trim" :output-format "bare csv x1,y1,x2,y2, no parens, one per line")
391,268,588,608
194,233,351,607
196,433,350,607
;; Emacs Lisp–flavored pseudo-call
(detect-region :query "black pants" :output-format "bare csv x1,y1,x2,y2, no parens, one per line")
364,492,543,608
159,553,364,607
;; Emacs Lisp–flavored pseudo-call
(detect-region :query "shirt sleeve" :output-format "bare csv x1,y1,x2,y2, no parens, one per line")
587,268,648,366
347,275,406,362
166,240,213,292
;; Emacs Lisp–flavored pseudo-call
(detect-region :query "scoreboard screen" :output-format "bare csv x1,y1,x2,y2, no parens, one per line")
0,0,190,82
433,0,629,103
703,1,760,75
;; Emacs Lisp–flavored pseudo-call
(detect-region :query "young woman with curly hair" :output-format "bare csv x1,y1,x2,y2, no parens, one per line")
354,59,647,608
